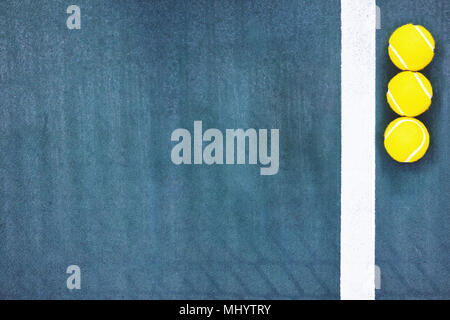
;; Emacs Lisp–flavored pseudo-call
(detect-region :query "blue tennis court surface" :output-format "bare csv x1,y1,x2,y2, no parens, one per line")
0,0,341,299
0,0,448,299
375,0,449,299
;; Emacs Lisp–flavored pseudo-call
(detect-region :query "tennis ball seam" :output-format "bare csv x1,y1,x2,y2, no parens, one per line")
387,90,405,115
413,25,434,52
413,73,432,99
389,44,408,69
384,119,427,162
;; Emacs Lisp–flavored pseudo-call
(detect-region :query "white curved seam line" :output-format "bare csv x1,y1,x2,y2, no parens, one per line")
413,73,432,99
405,121,426,162
384,119,405,139
384,119,426,162
414,25,434,51
389,44,408,69
387,90,404,115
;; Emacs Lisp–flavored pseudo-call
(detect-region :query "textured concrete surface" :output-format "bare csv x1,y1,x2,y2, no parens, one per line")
0,0,341,299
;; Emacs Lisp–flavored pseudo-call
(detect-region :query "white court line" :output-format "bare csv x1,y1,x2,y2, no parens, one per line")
341,0,376,300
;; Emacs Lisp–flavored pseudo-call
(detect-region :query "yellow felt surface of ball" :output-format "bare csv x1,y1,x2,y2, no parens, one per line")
388,24,435,71
386,71,433,117
384,117,430,163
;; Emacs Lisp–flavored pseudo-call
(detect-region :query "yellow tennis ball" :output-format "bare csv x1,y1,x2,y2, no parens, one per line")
388,24,435,71
386,71,433,117
384,117,429,163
